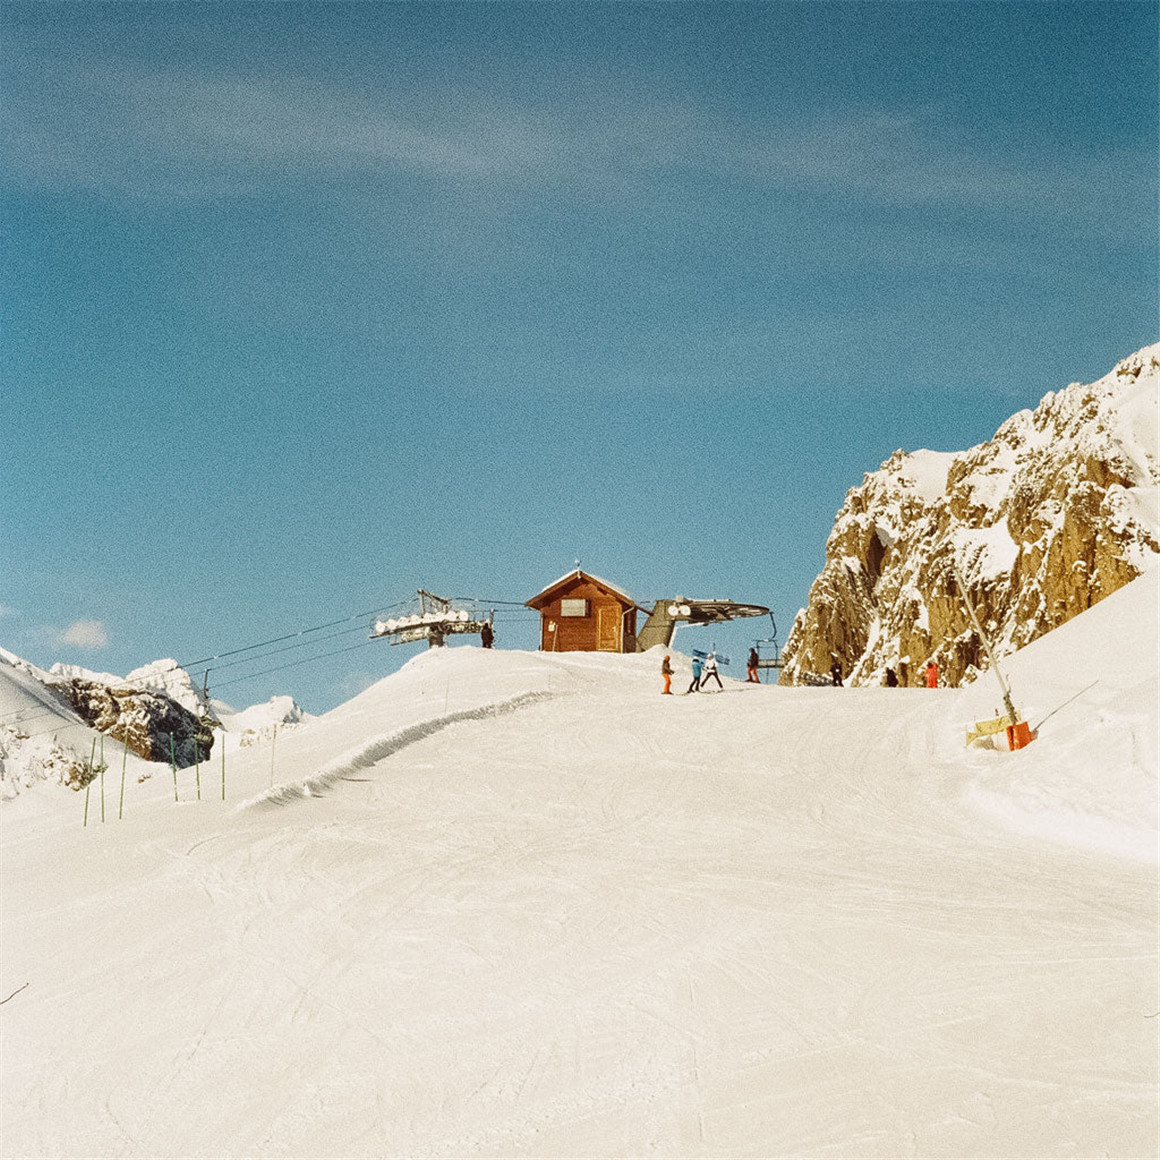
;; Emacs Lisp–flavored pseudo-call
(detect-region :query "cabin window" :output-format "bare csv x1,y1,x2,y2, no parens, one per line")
560,599,588,617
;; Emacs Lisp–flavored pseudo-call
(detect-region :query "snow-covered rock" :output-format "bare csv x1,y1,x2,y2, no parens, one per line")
781,343,1160,686
0,730,92,800
50,657,213,719
53,675,214,767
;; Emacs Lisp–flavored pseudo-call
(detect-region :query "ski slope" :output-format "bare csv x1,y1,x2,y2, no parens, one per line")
2,574,1157,1158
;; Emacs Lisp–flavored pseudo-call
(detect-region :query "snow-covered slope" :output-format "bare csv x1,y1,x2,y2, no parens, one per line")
781,343,1160,687
1,578,1156,1157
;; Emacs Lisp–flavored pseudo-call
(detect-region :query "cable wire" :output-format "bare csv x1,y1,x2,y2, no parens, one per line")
178,601,405,669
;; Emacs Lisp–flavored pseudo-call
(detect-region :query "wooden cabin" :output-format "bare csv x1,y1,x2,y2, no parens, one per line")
525,569,638,653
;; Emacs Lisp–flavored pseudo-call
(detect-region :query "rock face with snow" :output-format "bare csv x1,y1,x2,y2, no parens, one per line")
1,651,217,772
780,344,1160,688
47,658,217,766
49,658,213,720
54,677,214,768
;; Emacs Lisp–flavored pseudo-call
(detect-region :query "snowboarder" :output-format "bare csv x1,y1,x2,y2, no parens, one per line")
687,654,703,693
701,652,724,690
830,659,843,687
661,654,673,695
747,647,760,683
480,622,494,649
885,667,898,687
925,660,939,688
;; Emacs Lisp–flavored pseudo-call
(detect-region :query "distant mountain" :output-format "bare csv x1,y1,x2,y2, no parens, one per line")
780,343,1160,687
213,695,309,748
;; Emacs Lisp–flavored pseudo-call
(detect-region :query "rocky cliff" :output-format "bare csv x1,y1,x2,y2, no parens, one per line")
780,343,1160,688
54,676,214,768
2,653,217,770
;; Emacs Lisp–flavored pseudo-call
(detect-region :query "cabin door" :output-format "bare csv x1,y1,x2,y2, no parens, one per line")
596,605,621,652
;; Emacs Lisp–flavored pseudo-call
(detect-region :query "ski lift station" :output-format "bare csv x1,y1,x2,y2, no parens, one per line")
525,568,771,656
371,571,774,662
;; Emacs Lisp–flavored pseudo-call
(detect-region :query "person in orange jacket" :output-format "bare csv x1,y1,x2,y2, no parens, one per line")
925,660,939,688
661,654,673,695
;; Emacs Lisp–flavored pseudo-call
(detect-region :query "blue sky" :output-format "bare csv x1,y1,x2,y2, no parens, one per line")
3,1,1157,711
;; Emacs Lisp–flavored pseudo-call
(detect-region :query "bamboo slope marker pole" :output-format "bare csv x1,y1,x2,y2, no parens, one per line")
119,739,128,820
270,724,277,788
84,738,96,827
221,737,226,801
169,734,179,802
100,736,106,823
194,733,201,801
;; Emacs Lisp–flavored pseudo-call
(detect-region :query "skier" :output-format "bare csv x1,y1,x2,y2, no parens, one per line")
746,647,760,683
830,658,843,687
480,622,494,649
687,654,703,694
661,654,673,695
885,667,899,687
925,660,939,688
701,652,724,690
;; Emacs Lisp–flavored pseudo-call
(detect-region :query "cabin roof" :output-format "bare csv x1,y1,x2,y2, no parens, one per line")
525,568,635,610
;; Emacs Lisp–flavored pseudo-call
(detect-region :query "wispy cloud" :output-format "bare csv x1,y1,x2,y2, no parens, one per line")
2,33,1149,239
58,620,109,650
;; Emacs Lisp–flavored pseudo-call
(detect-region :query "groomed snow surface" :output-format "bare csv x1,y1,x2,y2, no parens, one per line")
2,574,1157,1159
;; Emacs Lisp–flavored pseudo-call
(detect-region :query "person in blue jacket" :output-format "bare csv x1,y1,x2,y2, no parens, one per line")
687,654,703,693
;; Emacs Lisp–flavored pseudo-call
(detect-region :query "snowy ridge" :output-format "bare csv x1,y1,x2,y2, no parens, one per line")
240,690,554,808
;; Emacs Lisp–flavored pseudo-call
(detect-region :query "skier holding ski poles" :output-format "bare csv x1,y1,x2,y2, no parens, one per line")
701,652,723,690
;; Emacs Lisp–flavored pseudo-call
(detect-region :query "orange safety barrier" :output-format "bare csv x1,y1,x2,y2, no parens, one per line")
1006,720,1034,750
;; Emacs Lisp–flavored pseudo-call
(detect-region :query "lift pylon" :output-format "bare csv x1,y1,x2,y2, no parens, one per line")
371,590,493,649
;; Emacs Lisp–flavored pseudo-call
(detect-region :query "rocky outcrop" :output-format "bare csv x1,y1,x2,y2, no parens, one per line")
54,678,214,767
780,344,1160,688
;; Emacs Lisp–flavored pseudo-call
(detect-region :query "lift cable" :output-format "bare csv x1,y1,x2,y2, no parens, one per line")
178,600,407,670
208,640,380,693
2,592,535,735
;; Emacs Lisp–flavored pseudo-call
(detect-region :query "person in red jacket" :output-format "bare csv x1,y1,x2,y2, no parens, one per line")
925,660,939,688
